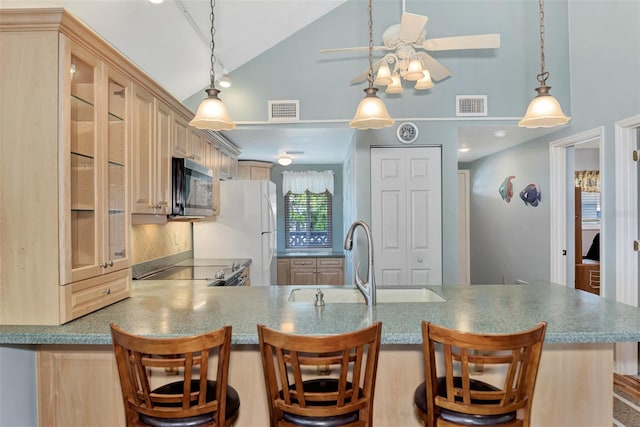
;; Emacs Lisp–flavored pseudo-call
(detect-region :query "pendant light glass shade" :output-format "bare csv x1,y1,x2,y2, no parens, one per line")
415,70,433,90
374,62,392,86
404,59,424,81
189,88,236,131
350,87,394,130
518,85,569,128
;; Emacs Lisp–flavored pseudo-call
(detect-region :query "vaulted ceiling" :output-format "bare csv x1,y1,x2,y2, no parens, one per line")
2,0,566,163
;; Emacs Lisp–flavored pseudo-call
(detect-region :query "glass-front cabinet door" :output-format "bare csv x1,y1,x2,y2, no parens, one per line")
67,46,130,284
105,69,129,271
69,51,99,282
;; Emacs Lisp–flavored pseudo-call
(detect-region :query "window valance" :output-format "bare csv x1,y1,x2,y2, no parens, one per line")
575,170,600,193
282,170,334,195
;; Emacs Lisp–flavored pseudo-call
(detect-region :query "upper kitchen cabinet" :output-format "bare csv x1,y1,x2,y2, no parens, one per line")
0,9,133,324
220,144,239,180
238,160,274,181
130,86,172,216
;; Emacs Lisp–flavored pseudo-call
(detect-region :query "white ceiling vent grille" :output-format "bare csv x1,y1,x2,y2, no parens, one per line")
456,95,487,117
268,100,300,122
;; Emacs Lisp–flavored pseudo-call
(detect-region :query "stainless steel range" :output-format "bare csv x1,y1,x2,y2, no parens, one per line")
137,260,247,286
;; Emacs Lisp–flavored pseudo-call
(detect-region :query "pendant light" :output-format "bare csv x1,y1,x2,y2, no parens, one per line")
189,0,235,131
518,0,569,128
349,0,394,130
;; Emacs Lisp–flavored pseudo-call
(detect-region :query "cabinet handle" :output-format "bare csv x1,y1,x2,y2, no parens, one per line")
102,288,111,295
99,262,107,268
108,260,114,267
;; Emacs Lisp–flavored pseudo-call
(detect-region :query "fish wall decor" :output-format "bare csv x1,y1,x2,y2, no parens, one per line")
498,176,516,203
520,183,541,207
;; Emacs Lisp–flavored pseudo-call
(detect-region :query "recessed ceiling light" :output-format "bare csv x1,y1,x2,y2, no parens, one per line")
458,147,470,153
148,0,164,4
493,130,507,139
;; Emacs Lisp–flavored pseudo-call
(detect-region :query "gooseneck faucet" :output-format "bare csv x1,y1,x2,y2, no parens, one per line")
344,220,376,305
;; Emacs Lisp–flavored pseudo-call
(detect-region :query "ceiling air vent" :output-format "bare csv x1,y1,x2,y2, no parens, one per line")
268,100,299,122
456,95,487,117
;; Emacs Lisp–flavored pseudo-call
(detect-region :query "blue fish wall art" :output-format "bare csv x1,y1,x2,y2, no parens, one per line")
520,183,541,207
498,176,516,203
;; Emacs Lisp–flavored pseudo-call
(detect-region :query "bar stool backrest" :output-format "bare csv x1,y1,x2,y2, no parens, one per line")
421,321,547,427
258,322,382,426
110,324,234,426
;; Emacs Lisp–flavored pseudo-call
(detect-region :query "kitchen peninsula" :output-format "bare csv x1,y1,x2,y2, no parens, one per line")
1,281,639,426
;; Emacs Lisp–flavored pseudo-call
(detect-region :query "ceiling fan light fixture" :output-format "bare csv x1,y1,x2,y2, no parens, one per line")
190,88,236,131
350,0,394,131
218,69,231,88
519,0,569,129
350,87,394,130
385,73,403,94
404,58,425,81
190,0,235,132
415,70,433,89
374,62,393,86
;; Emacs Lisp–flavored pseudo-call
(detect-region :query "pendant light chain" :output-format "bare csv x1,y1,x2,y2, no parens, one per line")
536,0,549,86
209,0,217,88
367,0,374,88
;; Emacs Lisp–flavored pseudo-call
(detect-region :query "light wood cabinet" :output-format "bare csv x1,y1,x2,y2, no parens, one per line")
220,146,238,180
238,160,274,181
130,86,172,215
0,12,131,324
286,257,344,286
277,258,291,285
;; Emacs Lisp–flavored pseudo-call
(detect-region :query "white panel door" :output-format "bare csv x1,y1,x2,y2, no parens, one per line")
371,147,442,286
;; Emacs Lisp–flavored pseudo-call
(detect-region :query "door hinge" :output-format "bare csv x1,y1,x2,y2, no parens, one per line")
633,150,639,162
634,240,639,252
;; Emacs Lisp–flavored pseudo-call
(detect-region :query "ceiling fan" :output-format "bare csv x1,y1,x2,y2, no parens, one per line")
320,2,500,92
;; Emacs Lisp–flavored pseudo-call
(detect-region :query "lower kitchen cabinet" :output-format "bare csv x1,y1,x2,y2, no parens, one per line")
277,258,290,285
287,257,344,286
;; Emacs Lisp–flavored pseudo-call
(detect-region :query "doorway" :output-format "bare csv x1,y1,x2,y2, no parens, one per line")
614,114,640,375
549,127,605,291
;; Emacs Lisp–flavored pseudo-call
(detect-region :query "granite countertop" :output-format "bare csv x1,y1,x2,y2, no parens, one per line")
2,281,640,346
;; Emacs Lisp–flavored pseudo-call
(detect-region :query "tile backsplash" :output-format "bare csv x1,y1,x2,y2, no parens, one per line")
131,222,192,264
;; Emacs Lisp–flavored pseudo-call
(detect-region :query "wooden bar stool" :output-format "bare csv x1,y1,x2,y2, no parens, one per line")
257,322,382,427
110,324,240,427
414,321,546,427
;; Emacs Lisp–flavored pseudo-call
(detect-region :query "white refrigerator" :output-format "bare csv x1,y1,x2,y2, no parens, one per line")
193,180,277,286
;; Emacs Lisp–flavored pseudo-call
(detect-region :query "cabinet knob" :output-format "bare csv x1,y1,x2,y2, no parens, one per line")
417,258,423,263
102,288,111,295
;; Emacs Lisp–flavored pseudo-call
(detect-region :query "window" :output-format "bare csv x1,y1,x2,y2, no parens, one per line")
285,190,332,249
581,192,601,225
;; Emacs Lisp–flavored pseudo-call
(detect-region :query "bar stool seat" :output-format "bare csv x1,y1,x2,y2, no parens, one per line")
139,380,240,426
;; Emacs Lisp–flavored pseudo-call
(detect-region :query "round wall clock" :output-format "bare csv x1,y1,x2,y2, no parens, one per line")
396,122,419,144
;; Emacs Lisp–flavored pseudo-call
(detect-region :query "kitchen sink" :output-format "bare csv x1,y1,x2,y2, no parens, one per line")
287,287,446,304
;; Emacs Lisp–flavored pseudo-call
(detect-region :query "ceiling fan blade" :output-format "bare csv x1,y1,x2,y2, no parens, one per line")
423,33,501,51
398,12,428,43
319,46,389,54
416,52,451,82
350,59,384,85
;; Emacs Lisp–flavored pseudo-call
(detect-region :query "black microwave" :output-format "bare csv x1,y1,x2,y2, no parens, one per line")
171,157,214,218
